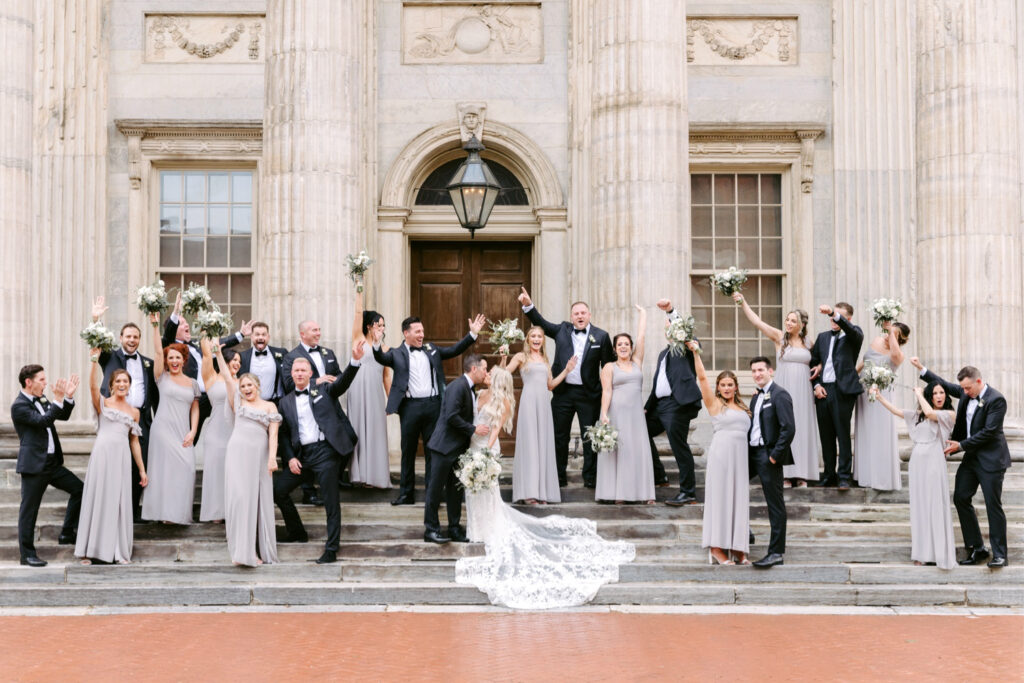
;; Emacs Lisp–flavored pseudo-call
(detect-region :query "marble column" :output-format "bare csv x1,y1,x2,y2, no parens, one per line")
261,0,368,353
0,1,34,415
916,0,1022,419
31,0,109,421
584,0,689,343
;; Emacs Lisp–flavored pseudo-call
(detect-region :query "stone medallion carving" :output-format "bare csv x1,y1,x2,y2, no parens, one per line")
146,14,265,63
403,3,543,64
457,103,487,142
686,17,797,65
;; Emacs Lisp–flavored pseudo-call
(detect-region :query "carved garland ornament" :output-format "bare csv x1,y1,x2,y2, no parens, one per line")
149,16,262,60
687,19,793,63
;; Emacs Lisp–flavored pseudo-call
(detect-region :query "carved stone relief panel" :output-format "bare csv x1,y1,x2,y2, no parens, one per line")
687,17,797,66
145,14,265,63
402,3,543,64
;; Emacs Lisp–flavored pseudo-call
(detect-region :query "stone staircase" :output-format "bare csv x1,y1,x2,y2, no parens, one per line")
0,423,1022,610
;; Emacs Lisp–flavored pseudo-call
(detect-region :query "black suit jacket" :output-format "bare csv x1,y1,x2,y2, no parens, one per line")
524,307,614,395
374,333,477,415
920,369,1011,472
281,344,342,395
221,337,288,399
426,375,476,456
162,317,235,382
748,383,796,467
11,394,76,474
277,362,361,462
98,348,159,418
645,346,703,413
809,315,864,395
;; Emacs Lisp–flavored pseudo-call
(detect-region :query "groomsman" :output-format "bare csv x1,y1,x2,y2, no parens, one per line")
646,299,702,505
912,359,1011,568
373,314,485,505
518,287,614,488
274,346,363,564
12,367,83,567
423,355,490,544
748,357,796,569
809,302,863,490
222,321,287,401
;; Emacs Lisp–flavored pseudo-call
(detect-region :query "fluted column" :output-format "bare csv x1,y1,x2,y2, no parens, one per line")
32,0,109,420
586,0,689,342
261,0,368,353
917,0,1022,419
0,1,34,415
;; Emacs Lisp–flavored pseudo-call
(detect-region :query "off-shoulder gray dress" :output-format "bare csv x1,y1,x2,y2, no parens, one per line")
224,402,282,566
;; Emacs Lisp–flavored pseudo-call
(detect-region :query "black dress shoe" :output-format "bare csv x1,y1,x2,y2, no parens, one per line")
302,493,324,506
423,530,450,544
655,477,670,487
837,480,851,491
58,532,76,545
338,480,353,489
987,557,1008,569
448,526,469,543
276,531,309,544
665,492,698,507
583,481,596,489
315,550,337,564
812,477,837,488
749,531,756,545
391,494,415,506
20,556,47,567
558,479,568,488
752,553,784,568
959,547,990,565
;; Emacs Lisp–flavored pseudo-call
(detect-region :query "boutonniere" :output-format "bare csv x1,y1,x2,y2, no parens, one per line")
310,389,320,398
320,349,329,357
274,352,282,359
38,397,50,406
763,391,771,401
589,335,596,344
977,398,986,408
143,360,152,368
425,343,434,352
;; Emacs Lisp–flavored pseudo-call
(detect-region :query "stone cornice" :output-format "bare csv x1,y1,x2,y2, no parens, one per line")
115,119,262,137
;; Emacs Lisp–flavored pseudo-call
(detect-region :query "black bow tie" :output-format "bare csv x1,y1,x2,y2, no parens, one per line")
307,346,320,354
831,330,841,337
573,328,587,335
123,353,138,360
756,387,765,394
409,346,424,353
295,389,309,396
31,396,42,404
254,350,268,356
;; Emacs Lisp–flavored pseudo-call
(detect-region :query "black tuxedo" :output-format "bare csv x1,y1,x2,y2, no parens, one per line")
645,344,703,495
748,382,795,555
809,314,864,484
921,369,1011,559
273,362,360,553
424,375,476,535
374,333,477,500
282,343,343,395
524,306,614,486
11,393,83,560
221,338,288,400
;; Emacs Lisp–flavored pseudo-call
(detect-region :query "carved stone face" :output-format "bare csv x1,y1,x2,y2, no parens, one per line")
462,112,479,130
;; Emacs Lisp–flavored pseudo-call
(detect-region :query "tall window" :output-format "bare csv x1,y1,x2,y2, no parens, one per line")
690,173,784,370
158,170,254,323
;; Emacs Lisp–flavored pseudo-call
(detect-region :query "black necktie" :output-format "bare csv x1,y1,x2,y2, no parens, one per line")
296,389,309,396
255,350,268,356
573,328,586,335
124,353,138,360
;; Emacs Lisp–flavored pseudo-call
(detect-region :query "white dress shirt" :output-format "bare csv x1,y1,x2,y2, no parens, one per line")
22,391,65,454
302,343,327,377
121,348,146,409
655,355,672,398
749,380,773,446
250,347,278,400
822,313,844,384
405,342,437,398
294,387,324,445
966,385,988,439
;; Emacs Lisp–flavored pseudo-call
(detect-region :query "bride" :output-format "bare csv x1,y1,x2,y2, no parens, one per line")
455,366,636,609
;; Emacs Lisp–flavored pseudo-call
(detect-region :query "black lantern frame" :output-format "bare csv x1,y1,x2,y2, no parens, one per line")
446,135,502,238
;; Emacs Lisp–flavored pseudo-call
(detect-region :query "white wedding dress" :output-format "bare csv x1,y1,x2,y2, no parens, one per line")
455,415,636,609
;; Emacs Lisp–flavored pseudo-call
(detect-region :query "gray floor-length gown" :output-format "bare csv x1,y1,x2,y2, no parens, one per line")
596,362,655,502
854,348,901,490
224,402,281,566
512,362,561,503
75,407,142,563
347,351,391,488
199,379,233,520
701,408,751,554
775,346,820,481
905,409,957,569
141,373,200,524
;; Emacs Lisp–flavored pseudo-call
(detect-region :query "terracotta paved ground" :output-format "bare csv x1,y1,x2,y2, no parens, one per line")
1,613,1021,681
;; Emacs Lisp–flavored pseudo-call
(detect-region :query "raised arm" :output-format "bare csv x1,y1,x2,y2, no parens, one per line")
352,288,364,345
884,321,904,367
149,313,165,380
328,342,365,399
504,351,525,374
89,349,103,415
733,292,784,345
912,386,938,421
199,337,218,386
519,287,561,338
690,341,719,414
599,364,614,423
633,305,647,365
917,364,963,399
216,345,237,410
870,386,904,418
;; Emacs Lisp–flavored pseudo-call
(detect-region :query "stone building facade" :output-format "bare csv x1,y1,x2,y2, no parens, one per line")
1,0,1021,426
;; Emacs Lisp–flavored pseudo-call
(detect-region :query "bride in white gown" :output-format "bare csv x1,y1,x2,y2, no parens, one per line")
455,367,636,609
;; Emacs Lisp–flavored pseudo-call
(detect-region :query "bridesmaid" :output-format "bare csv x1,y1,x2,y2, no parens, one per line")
75,350,148,564
222,368,282,567
733,293,818,487
141,312,200,525
870,383,957,569
198,337,235,522
854,320,910,490
597,306,655,505
692,343,751,565
504,326,576,504
347,288,392,489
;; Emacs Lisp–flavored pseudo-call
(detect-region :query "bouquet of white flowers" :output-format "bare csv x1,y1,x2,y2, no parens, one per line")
487,318,526,356
195,307,233,339
584,421,619,454
135,279,170,316
710,266,749,297
345,250,375,293
665,314,697,357
80,321,116,352
456,446,503,493
860,361,897,401
870,297,904,330
181,282,214,317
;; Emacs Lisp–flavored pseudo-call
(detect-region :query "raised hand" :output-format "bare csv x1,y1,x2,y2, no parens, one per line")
91,296,109,322
468,313,486,336
65,374,80,399
53,378,66,401
913,386,924,397
731,292,743,305
685,340,700,353
518,287,532,308
352,339,366,361
634,304,645,312
173,290,182,315
371,325,384,345
90,348,102,362
316,375,337,385
819,304,834,316
656,299,672,312
909,356,924,371
148,311,160,327
238,320,253,337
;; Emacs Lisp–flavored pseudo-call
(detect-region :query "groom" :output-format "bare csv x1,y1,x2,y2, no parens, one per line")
423,355,490,544
748,356,795,569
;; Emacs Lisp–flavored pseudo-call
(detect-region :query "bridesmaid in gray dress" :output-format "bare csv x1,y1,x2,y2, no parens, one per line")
504,326,576,504
597,306,655,504
691,343,751,564
733,293,819,486
141,313,200,525
76,350,148,564
347,289,392,488
854,321,910,491
199,338,235,521
223,370,282,566
871,383,957,569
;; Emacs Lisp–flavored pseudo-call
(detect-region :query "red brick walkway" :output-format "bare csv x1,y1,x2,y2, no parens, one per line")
1,613,1021,681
